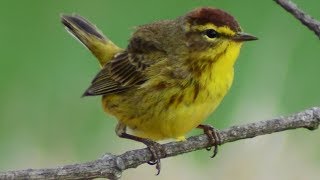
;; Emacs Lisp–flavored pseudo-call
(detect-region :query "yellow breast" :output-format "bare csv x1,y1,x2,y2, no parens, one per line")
128,65,234,140
104,42,242,141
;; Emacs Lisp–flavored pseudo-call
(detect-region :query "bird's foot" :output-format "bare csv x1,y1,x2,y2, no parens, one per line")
142,139,165,175
118,131,165,175
197,124,222,158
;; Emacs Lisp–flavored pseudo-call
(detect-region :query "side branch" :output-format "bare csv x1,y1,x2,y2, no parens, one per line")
0,107,319,179
274,0,320,38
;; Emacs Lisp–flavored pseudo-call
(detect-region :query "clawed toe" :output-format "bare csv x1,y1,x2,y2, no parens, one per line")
117,129,166,175
197,124,222,158
143,140,165,175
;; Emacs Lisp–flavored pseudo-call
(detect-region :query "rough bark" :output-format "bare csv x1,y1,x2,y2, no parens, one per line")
0,107,319,179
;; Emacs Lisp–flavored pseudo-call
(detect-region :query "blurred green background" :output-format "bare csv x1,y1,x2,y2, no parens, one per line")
0,0,319,179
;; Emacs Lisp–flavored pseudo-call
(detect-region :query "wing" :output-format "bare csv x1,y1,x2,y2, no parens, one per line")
83,37,165,96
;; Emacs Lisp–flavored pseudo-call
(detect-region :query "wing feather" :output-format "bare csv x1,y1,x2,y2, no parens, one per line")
83,37,165,96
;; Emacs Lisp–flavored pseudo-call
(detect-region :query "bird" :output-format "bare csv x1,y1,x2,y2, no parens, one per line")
61,7,257,174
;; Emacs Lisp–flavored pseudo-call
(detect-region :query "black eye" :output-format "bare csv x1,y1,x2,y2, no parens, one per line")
204,29,219,38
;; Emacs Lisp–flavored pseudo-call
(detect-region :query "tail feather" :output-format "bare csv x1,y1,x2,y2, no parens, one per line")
61,14,121,66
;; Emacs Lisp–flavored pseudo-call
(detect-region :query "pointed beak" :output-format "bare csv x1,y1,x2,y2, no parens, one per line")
232,32,258,42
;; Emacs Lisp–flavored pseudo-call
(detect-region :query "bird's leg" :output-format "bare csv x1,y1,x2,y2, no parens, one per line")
115,123,165,175
197,124,222,158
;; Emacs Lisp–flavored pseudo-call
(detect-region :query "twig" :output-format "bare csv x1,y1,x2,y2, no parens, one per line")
0,107,319,179
274,0,320,38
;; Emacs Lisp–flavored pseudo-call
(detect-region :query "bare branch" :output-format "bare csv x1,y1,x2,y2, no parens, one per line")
274,0,320,38
0,107,319,179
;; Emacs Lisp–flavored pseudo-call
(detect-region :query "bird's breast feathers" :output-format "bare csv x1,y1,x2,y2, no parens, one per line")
104,63,234,140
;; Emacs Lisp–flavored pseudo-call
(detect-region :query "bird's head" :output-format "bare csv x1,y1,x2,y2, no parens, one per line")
181,7,257,62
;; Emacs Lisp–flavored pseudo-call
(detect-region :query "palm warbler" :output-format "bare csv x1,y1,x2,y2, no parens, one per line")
61,7,257,173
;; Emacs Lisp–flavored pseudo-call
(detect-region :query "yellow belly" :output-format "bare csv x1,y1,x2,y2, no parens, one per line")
103,41,240,141
103,66,234,141
132,96,222,141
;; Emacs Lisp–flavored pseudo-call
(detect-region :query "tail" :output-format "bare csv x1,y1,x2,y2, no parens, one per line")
61,14,121,66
